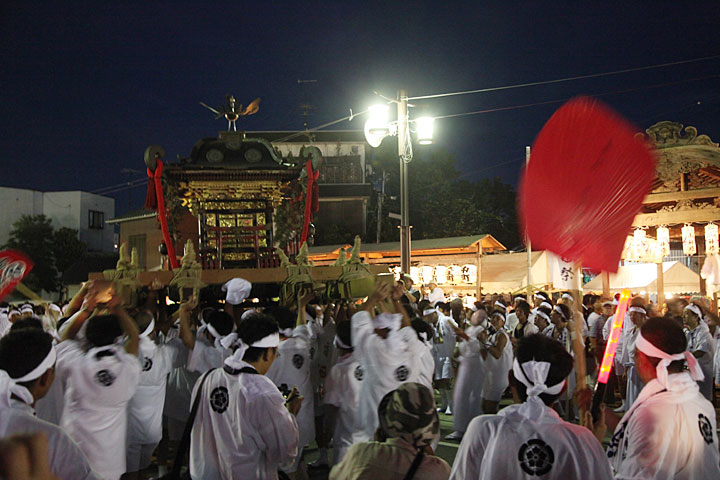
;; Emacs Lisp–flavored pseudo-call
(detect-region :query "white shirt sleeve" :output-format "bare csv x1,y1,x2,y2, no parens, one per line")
323,364,343,407
350,310,373,357
249,391,299,467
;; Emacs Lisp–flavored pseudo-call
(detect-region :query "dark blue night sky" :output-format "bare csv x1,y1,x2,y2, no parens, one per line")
2,1,719,215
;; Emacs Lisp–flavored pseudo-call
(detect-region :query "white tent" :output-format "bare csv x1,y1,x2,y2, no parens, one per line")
480,251,551,293
583,261,701,294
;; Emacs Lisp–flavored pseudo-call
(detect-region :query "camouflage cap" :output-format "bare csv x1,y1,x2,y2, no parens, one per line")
377,382,439,448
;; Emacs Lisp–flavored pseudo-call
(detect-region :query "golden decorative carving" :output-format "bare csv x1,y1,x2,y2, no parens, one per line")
169,240,206,300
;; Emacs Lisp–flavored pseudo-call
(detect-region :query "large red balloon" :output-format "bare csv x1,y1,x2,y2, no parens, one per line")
518,97,656,273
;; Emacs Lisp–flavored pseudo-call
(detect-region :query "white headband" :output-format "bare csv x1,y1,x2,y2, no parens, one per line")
199,316,236,350
512,359,566,397
561,293,574,302
422,308,436,316
684,304,703,320
635,330,704,388
628,306,646,316
553,305,567,321
20,305,33,314
334,335,351,350
224,332,280,370
140,318,155,338
536,311,550,323
0,345,57,407
494,301,506,309
374,312,402,331
539,302,552,310
534,293,546,300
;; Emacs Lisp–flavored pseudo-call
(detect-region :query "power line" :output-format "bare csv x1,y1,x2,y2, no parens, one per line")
433,73,720,121
408,54,720,100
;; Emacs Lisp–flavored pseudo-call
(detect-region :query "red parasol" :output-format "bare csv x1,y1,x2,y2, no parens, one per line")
518,96,656,273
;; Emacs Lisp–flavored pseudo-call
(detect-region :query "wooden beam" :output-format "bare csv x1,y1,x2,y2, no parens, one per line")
633,208,720,227
89,265,390,285
656,262,664,310
642,187,720,204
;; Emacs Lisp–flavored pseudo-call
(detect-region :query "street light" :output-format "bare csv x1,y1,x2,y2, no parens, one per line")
363,89,433,275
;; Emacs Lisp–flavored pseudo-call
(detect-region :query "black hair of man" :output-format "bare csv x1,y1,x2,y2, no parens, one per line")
417,299,431,313
85,314,124,348
265,306,296,331
10,316,44,332
436,302,450,313
535,291,550,302
336,320,352,350
511,334,573,406
515,300,531,317
0,329,53,389
555,303,571,322
202,310,234,336
56,316,71,331
32,305,45,316
411,318,434,343
640,316,687,373
134,310,154,333
238,313,279,363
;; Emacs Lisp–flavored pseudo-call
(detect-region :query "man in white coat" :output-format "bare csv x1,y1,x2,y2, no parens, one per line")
351,282,423,443
57,301,141,480
450,334,612,479
190,312,301,479
597,316,720,479
0,328,99,480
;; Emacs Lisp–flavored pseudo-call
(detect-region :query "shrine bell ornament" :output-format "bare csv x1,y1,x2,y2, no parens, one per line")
518,97,657,273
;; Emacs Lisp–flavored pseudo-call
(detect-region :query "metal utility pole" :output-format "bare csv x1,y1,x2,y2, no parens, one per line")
376,171,386,243
526,146,533,300
398,89,411,274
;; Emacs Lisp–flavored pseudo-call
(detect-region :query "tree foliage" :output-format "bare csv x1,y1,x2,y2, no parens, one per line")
364,143,521,249
3,215,87,294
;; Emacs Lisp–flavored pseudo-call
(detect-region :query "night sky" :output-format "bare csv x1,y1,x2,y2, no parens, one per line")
2,1,720,216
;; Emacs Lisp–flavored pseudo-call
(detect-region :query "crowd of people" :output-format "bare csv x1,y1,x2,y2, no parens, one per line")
1,274,720,479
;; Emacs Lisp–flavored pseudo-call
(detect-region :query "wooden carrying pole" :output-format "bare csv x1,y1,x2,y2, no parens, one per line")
475,241,483,300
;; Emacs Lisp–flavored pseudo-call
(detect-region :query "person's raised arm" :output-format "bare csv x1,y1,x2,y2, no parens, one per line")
178,296,198,350
296,288,315,327
110,298,139,356
60,289,98,342
64,281,93,318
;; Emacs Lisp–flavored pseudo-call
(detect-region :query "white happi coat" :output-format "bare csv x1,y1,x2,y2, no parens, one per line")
323,351,363,465
57,341,141,480
482,329,513,402
453,324,485,433
351,310,420,442
0,399,100,480
266,324,315,448
189,362,299,479
127,337,183,447
608,372,720,479
686,323,714,400
433,313,458,380
186,334,231,373
450,401,612,479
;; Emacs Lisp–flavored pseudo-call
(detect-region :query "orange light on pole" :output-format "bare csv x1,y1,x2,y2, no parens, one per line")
597,288,631,384
592,288,631,421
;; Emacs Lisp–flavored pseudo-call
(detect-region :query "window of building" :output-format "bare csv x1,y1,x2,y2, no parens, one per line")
88,210,104,229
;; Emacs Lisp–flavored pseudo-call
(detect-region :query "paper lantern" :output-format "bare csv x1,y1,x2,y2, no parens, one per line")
421,266,434,284
682,224,696,256
656,226,670,257
633,229,646,259
449,265,463,284
410,267,420,285
462,264,477,283
706,224,719,255
435,265,448,284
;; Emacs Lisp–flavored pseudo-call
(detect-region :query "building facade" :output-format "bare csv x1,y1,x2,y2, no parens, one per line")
0,187,115,252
